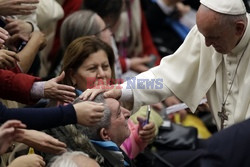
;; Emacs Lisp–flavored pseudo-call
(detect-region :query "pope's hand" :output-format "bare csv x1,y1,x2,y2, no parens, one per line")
80,85,122,101
104,87,122,99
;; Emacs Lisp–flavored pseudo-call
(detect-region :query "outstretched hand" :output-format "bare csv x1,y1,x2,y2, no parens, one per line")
0,0,39,16
44,71,76,103
8,154,45,167
80,85,122,101
129,57,151,73
73,101,105,126
0,120,26,155
0,27,9,44
0,49,19,69
15,129,67,154
4,18,34,36
5,33,29,52
165,96,188,122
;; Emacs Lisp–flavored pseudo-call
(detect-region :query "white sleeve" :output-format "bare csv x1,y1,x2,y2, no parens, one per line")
120,69,174,114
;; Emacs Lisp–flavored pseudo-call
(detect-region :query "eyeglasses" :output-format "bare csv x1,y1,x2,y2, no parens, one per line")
94,24,111,36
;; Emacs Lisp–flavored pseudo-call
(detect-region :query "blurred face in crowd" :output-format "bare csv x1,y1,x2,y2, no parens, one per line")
95,14,112,46
196,5,246,54
70,49,112,91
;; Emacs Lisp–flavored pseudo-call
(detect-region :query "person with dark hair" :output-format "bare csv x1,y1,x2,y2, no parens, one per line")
83,0,123,29
61,36,116,89
83,0,156,76
43,37,155,162
52,9,122,79
60,36,155,159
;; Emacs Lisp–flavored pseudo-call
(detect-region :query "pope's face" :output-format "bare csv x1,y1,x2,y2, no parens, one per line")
196,5,242,54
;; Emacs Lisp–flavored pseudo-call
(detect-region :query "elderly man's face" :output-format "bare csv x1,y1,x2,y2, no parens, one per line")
196,5,243,54
105,98,131,146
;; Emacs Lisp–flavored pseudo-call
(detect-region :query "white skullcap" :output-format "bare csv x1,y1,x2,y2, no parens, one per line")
200,0,246,15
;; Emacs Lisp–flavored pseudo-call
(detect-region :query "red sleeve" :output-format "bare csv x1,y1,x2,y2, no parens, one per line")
0,69,41,104
48,0,83,63
9,64,22,73
119,57,128,73
140,8,161,65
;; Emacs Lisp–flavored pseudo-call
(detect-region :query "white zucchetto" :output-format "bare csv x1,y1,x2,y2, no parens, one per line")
200,0,246,15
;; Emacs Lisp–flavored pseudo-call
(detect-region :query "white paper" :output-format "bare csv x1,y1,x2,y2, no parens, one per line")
165,98,207,115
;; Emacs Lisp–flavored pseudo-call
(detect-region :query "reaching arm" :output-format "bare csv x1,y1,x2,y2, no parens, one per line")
15,129,67,154
0,102,77,130
0,69,76,104
0,69,40,104
0,100,104,130
0,120,26,155
116,70,173,113
0,0,39,16
17,31,46,73
81,69,173,113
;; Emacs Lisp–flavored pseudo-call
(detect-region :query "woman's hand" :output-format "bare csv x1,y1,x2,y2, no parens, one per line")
4,18,33,36
0,120,26,155
129,57,150,73
0,49,19,69
0,0,39,16
15,129,67,154
73,101,105,126
44,72,76,103
0,27,9,44
8,154,45,167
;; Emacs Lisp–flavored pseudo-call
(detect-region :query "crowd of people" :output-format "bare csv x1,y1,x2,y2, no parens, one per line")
1,0,250,167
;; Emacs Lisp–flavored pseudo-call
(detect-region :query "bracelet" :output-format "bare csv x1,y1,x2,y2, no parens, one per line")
26,21,34,32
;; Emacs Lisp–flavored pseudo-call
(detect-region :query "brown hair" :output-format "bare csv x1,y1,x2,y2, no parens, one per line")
61,36,115,87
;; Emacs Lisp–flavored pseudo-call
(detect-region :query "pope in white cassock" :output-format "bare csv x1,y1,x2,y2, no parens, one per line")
83,0,250,130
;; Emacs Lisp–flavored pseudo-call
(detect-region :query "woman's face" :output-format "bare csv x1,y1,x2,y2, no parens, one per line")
95,15,112,46
70,49,112,91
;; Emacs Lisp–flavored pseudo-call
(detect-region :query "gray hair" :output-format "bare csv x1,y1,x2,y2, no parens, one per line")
73,93,111,140
219,13,247,28
60,10,101,50
49,151,91,167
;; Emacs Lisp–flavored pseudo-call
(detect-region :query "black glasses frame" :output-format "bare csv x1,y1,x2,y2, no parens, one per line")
94,24,111,36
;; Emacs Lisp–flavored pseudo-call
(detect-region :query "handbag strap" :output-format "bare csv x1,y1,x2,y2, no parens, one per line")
152,152,175,167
